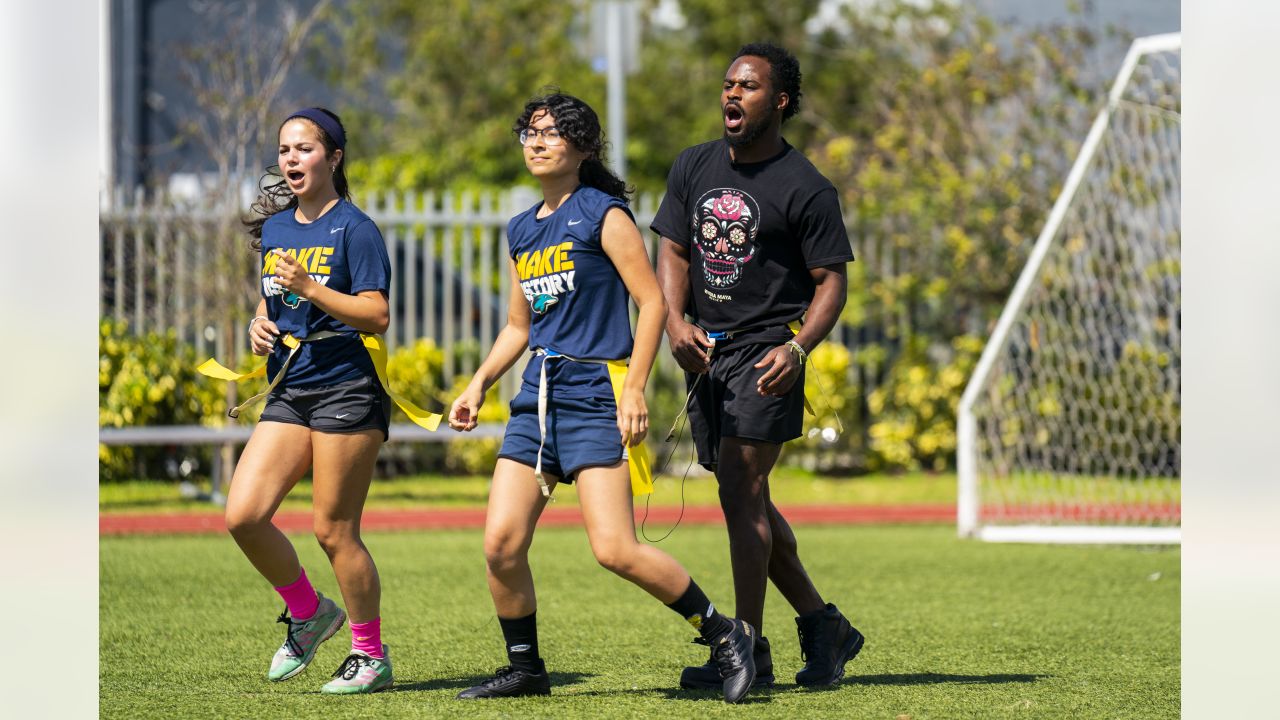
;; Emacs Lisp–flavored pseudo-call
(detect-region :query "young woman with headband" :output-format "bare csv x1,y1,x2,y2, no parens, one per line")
225,107,395,694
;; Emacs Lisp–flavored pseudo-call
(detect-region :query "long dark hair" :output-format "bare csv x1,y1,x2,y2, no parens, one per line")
244,107,350,249
513,92,631,201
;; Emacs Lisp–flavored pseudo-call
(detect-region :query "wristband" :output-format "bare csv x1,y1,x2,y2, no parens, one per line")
786,340,808,365
248,315,268,337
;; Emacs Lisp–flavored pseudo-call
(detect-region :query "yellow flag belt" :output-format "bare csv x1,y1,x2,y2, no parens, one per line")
197,331,442,431
533,349,654,498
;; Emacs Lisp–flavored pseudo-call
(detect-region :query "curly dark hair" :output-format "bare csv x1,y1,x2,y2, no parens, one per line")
513,91,631,200
244,107,351,249
734,42,803,122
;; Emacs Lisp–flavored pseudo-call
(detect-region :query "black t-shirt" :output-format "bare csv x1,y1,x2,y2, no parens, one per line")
651,138,854,332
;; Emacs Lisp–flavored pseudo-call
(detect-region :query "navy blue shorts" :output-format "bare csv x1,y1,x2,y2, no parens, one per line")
497,388,625,482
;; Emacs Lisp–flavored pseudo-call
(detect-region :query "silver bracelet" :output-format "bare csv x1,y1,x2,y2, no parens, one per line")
786,340,808,364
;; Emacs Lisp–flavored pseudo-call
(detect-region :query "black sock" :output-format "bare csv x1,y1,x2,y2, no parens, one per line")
666,578,733,640
498,612,541,673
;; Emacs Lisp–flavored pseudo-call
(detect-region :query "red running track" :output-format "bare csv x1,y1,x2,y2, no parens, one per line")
100,504,957,536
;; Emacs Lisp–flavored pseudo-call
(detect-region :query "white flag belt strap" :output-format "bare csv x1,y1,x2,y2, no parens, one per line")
532,347,617,498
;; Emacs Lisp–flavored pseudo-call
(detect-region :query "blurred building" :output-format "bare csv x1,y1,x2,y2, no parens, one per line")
101,0,329,195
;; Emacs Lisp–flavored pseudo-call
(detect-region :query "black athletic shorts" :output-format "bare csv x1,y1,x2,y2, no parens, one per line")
260,374,392,441
685,326,805,470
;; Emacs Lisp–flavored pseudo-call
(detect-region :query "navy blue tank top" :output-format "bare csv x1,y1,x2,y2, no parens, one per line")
507,186,635,398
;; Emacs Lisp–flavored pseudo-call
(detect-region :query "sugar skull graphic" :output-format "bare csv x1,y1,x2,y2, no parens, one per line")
692,188,760,289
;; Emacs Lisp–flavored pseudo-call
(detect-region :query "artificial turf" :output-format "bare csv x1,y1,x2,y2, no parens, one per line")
100,524,1179,718
99,470,959,514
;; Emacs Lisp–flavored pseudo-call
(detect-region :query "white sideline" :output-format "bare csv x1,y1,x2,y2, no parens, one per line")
977,525,1181,545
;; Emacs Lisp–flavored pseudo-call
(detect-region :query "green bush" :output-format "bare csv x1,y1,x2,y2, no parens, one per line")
383,336,448,419
786,333,983,474
380,337,509,476
98,319,1035,479
865,335,984,473
99,318,225,482
787,343,866,473
439,373,509,475
1025,341,1180,476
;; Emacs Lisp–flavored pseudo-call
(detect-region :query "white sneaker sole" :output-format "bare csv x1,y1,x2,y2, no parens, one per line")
271,608,348,682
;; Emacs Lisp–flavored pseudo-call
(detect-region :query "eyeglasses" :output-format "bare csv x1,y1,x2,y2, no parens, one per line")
518,127,564,147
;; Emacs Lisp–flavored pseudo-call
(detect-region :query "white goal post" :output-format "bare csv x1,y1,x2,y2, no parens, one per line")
957,33,1182,544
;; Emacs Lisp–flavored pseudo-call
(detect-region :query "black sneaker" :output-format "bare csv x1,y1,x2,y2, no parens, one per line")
794,603,865,687
456,661,552,699
680,635,774,690
711,619,757,703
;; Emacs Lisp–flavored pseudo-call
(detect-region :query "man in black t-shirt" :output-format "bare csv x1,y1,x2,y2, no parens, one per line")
653,42,864,690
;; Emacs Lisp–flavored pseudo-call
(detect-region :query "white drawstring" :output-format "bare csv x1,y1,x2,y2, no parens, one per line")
534,352,553,498
532,347,618,498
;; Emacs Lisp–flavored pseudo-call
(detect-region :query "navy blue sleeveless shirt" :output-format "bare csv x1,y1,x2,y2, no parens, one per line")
259,199,391,388
507,186,635,399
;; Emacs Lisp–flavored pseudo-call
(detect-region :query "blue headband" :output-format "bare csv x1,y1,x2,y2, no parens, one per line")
284,108,346,149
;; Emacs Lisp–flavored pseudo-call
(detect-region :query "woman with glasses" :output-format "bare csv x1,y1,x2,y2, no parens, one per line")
447,93,757,704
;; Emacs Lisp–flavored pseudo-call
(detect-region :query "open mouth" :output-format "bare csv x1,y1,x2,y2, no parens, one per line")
286,170,305,184
723,104,745,132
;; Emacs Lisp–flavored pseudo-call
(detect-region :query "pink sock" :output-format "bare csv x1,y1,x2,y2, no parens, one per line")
350,618,383,658
273,567,320,621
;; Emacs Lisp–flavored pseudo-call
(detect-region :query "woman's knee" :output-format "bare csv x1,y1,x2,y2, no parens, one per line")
313,520,360,556
592,539,638,577
224,504,272,539
483,532,529,574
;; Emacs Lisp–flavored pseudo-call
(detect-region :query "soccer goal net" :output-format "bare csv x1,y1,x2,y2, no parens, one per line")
957,33,1181,544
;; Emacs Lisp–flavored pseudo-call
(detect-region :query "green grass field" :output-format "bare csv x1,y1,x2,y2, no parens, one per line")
101,524,1179,718
99,470,959,514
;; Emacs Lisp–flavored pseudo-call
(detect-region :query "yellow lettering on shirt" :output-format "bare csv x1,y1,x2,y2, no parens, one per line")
296,247,316,271
525,249,542,280
517,243,575,279
557,241,574,271
314,247,334,275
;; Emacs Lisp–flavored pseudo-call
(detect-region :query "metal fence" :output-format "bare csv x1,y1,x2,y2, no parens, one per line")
99,183,897,486
99,186,668,404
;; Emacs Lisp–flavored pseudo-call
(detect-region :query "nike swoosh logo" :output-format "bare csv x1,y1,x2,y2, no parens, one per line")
330,226,344,234
336,413,350,419
567,218,582,226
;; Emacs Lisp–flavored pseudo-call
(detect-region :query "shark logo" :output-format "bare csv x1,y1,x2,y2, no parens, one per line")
282,291,303,308
530,293,559,314
516,241,576,314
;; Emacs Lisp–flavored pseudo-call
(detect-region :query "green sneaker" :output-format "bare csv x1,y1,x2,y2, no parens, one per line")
321,645,394,694
267,593,347,682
